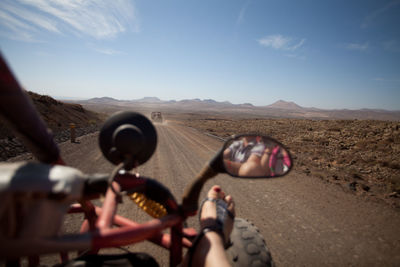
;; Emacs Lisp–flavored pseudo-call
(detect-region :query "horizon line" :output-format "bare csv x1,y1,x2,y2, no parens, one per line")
51,94,400,112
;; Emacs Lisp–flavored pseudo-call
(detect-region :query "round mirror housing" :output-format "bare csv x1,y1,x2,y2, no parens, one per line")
222,134,292,178
99,111,157,169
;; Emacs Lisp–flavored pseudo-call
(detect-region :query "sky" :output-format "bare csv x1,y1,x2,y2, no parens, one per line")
0,0,399,110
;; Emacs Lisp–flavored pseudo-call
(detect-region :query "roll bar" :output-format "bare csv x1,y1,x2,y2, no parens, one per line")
0,53,61,163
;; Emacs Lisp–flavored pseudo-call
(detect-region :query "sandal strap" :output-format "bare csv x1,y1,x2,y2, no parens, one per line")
199,197,234,221
198,197,234,245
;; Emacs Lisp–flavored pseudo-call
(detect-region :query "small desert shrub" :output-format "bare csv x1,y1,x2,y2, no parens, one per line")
319,140,329,146
327,127,341,132
378,139,393,146
389,176,400,192
380,161,400,170
355,140,371,149
382,161,400,170
390,162,400,170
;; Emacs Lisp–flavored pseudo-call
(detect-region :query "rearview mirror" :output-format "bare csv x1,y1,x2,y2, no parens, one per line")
222,135,292,178
182,134,293,214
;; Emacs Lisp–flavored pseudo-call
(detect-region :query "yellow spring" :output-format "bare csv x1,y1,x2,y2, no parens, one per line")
129,192,167,218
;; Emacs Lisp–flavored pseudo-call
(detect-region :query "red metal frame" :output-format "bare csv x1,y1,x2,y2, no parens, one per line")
64,175,198,266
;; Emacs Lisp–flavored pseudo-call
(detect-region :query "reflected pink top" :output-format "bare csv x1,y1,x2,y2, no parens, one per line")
269,146,291,176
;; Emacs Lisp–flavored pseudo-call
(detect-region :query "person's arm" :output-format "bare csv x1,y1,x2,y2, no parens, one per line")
223,159,242,176
223,148,231,159
260,147,272,176
238,153,264,177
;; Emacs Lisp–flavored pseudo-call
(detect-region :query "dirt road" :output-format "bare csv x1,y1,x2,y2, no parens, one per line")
52,121,400,266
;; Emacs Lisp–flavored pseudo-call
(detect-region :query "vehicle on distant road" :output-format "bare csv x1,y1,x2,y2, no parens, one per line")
151,111,163,122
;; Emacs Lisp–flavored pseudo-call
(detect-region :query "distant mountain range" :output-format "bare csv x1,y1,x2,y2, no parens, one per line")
72,97,400,121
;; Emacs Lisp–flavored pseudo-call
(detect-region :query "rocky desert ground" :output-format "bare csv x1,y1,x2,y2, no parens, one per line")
173,113,400,209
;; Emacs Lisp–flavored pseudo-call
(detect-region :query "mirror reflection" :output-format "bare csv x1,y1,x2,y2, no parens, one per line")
223,135,292,178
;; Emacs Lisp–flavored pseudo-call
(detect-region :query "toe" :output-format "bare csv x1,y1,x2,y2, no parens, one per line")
208,185,222,199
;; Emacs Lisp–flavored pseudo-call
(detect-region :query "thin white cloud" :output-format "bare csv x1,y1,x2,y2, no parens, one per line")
0,9,35,32
345,42,369,52
0,0,139,41
291,38,306,50
1,2,59,33
362,0,400,28
86,43,124,55
96,48,122,55
94,47,124,55
258,34,306,51
259,35,290,49
237,0,251,25
0,9,39,42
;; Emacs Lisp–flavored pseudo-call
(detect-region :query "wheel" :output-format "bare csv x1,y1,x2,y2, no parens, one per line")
226,218,274,267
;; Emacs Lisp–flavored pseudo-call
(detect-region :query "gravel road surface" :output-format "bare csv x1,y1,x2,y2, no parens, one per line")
20,121,400,266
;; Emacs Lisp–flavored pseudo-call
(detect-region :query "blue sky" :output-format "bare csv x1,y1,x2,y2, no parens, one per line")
0,0,399,110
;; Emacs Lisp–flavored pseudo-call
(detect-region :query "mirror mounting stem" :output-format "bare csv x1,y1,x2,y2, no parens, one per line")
209,147,225,173
181,164,218,215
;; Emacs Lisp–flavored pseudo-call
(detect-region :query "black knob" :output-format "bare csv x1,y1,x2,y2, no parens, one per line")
113,124,144,156
99,111,157,167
